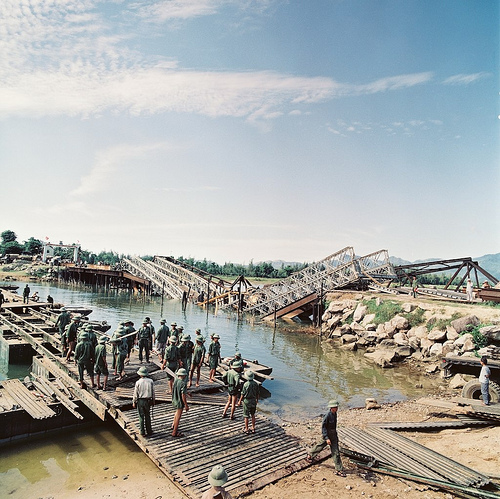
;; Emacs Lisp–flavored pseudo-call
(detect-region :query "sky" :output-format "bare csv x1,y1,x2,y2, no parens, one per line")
1,0,499,265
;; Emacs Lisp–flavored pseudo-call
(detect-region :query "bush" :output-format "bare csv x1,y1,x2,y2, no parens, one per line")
363,299,403,326
402,307,426,328
468,324,489,351
426,312,462,332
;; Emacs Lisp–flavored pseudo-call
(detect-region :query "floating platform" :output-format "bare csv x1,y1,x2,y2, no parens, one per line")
0,305,314,498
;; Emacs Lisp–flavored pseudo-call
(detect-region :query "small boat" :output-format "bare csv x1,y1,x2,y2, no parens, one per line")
62,307,93,317
79,317,112,333
221,357,273,384
0,285,19,291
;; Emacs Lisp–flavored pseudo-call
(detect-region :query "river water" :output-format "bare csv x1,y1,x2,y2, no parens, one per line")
0,280,443,497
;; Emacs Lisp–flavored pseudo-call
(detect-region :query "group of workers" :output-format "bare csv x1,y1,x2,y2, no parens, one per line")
54,310,346,484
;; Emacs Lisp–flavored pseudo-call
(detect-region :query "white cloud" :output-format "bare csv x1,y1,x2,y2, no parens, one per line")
0,0,455,126
443,73,489,85
70,142,170,197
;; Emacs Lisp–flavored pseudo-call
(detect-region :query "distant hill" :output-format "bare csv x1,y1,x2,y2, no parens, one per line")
476,253,500,280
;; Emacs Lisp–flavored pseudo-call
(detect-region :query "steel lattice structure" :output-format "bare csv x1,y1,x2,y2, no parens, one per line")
243,248,395,316
153,256,228,297
121,257,184,299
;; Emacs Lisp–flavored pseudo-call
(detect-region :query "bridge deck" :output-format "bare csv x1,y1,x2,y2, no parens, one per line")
0,306,310,498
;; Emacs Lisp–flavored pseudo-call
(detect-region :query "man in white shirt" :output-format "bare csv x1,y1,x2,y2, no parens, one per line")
133,366,155,436
479,356,491,406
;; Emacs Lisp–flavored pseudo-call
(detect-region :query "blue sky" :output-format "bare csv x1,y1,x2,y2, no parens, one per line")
1,0,498,264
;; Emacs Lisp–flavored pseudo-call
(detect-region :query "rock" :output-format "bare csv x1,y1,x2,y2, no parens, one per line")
395,346,412,358
341,342,357,351
391,315,409,330
407,327,416,338
411,351,424,361
365,323,377,331
408,336,420,350
446,326,459,341
341,310,354,322
327,315,342,329
479,325,500,344
329,327,342,338
426,364,440,373
442,342,457,357
414,326,428,339
327,301,347,313
454,333,473,347
322,310,332,321
428,329,447,342
379,339,396,349
393,332,409,346
420,338,434,356
341,334,358,344
451,315,480,333
362,313,376,326
402,302,415,313
365,398,381,410
384,321,397,338
462,337,475,352
353,304,368,322
364,349,396,368
449,373,467,389
340,323,352,334
351,322,366,333
429,343,443,357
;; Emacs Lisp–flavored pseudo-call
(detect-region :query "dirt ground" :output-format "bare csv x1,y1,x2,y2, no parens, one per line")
63,398,499,499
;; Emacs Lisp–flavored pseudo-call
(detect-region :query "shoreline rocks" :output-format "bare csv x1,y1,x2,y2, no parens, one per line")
321,296,497,368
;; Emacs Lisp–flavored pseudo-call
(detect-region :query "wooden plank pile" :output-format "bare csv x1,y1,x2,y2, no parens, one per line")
0,378,56,419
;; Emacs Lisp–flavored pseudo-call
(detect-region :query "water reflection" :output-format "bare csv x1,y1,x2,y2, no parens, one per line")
1,280,444,421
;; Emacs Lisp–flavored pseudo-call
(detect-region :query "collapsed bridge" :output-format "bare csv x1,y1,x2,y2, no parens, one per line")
120,247,397,320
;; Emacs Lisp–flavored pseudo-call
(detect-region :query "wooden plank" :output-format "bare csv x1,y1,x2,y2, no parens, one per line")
1,379,56,419
36,357,107,420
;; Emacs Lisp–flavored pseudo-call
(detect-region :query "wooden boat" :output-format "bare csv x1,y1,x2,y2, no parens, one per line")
0,285,19,291
61,307,93,317
220,357,273,384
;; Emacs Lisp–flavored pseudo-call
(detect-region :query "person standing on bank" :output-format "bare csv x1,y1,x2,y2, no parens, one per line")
306,399,346,477
466,278,474,302
201,464,233,499
133,366,155,437
23,284,30,304
480,356,491,406
171,368,189,437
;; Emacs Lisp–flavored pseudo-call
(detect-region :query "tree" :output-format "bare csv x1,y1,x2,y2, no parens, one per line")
24,237,43,255
1,230,17,244
2,241,23,255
